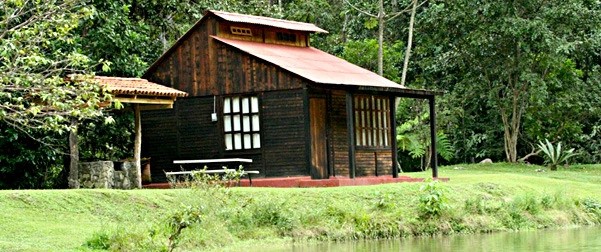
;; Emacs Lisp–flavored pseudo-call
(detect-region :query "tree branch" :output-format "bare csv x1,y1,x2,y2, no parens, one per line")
386,0,428,22
343,0,377,18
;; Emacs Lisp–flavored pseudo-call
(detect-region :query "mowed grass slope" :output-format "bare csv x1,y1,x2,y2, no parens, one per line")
1,163,601,251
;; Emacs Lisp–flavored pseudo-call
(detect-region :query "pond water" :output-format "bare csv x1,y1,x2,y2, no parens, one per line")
253,227,601,252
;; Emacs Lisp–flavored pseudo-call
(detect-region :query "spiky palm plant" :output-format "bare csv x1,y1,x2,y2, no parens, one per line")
537,139,578,171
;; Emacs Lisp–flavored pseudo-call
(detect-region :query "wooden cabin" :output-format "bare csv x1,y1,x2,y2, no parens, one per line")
142,10,438,182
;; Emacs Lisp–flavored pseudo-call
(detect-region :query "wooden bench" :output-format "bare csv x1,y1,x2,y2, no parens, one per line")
173,158,253,165
170,158,258,185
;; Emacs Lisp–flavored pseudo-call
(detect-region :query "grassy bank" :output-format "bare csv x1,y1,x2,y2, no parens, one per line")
2,163,601,251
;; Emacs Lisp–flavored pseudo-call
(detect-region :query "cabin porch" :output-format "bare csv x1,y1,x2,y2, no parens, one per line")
143,174,449,189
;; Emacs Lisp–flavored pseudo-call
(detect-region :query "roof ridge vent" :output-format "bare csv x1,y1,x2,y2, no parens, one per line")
230,26,252,36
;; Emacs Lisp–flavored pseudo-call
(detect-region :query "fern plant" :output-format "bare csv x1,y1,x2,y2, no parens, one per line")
537,139,578,171
396,112,455,170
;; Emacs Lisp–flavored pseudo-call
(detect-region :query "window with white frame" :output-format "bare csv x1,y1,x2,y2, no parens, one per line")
223,96,261,150
354,95,391,147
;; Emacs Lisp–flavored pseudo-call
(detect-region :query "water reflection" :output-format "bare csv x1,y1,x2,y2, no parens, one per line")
254,227,601,252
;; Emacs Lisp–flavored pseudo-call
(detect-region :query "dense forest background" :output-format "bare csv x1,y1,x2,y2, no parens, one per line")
1,0,600,188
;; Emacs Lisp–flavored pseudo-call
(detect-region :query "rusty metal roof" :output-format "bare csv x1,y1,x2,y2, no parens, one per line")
212,36,406,89
95,76,188,98
208,10,328,33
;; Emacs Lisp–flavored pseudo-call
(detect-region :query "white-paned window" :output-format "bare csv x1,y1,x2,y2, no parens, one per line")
223,96,261,150
354,95,391,147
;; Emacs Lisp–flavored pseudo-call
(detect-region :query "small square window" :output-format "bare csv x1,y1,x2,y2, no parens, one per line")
223,95,261,151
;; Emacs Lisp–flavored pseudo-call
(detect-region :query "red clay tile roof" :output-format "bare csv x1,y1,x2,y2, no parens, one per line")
208,10,328,33
212,36,406,89
95,76,188,98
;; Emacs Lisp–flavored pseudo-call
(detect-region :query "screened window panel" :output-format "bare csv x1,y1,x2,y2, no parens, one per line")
251,97,259,112
232,97,240,113
224,98,231,113
243,116,250,132
353,95,391,147
252,115,260,131
234,133,242,149
253,133,261,148
224,116,232,132
242,97,250,113
244,134,252,149
225,134,233,150
233,115,241,131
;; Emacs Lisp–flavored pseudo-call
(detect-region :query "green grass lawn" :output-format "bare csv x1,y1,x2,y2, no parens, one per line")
1,163,601,251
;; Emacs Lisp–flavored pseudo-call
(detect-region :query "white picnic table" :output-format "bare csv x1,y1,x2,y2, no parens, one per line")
168,158,258,185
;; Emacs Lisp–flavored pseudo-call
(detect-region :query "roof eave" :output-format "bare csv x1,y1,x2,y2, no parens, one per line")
311,82,443,98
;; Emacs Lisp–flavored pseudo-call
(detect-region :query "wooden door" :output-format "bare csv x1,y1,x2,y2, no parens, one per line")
310,97,328,179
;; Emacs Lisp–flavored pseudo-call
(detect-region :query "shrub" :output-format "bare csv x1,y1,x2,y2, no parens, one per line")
538,139,578,171
166,166,244,189
417,180,448,219
166,205,203,251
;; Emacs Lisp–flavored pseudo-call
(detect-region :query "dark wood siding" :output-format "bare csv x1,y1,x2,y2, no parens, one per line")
145,17,219,97
145,17,306,98
330,90,349,177
328,90,395,177
141,108,178,182
214,42,305,94
142,97,234,182
355,150,392,176
262,89,308,177
176,98,220,160
143,91,308,182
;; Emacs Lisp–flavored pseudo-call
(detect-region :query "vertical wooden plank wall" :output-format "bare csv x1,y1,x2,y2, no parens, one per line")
262,90,307,177
141,109,178,182
330,90,349,177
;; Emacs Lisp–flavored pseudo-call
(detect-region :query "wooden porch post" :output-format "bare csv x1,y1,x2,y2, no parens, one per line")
346,92,356,178
134,104,142,188
390,97,398,178
429,96,438,178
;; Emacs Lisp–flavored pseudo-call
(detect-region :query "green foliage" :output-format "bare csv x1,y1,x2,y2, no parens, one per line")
396,100,455,170
340,39,404,82
538,139,578,170
0,1,111,132
582,198,601,214
0,124,67,189
166,166,245,189
79,110,133,161
166,205,203,252
417,180,448,219
84,231,111,250
5,164,601,250
414,0,601,163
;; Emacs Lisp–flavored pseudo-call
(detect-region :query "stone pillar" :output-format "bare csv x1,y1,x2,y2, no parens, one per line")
78,161,114,188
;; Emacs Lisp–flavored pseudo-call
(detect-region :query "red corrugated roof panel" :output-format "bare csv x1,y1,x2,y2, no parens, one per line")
212,36,406,89
208,10,328,33
95,76,188,97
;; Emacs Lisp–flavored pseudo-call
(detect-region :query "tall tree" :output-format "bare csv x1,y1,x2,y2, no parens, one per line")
1,0,111,188
344,0,425,77
416,0,601,162
0,0,110,135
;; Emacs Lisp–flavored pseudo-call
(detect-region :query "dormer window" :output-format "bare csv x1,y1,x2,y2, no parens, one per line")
230,26,252,36
276,32,296,42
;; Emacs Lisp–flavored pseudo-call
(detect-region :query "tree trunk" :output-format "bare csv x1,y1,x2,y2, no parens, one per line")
377,0,385,76
68,119,79,189
134,104,142,189
499,88,522,163
400,0,417,86
341,12,349,43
